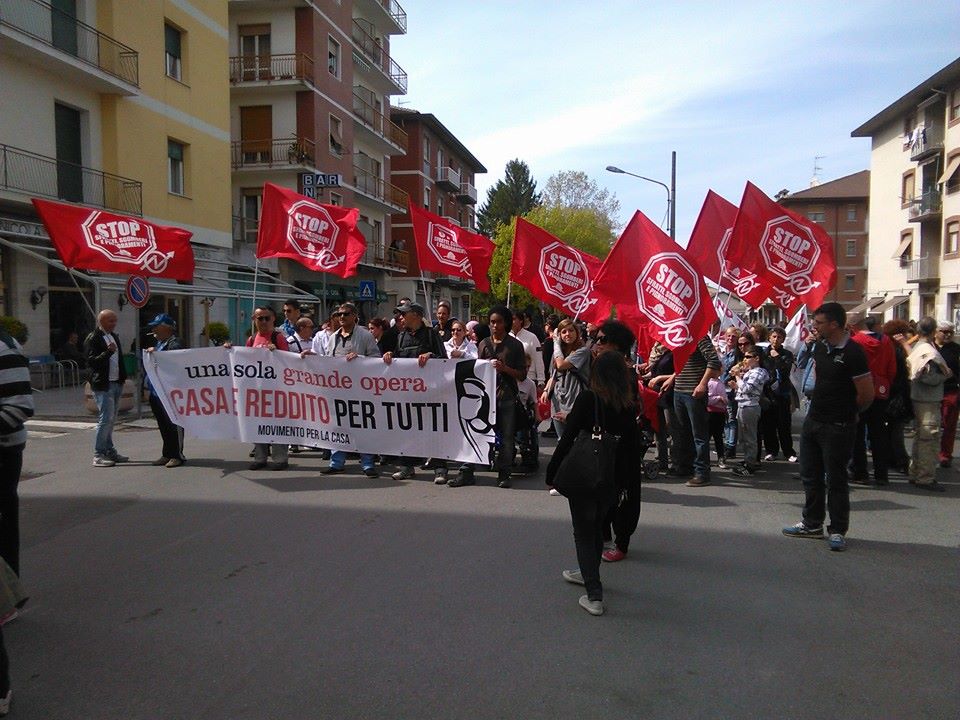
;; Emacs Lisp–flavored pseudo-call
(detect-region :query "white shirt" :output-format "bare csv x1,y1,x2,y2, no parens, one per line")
104,332,120,381
309,329,335,356
443,337,478,359
511,327,545,385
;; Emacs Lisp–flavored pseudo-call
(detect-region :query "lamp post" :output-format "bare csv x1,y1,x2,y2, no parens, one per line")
606,151,676,241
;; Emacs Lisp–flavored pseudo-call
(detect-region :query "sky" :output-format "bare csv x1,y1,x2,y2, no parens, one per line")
391,0,959,241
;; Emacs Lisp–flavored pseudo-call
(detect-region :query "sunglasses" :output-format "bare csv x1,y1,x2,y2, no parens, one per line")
255,316,271,321
737,341,750,346
745,354,758,359
334,311,354,317
595,335,609,344
452,327,465,332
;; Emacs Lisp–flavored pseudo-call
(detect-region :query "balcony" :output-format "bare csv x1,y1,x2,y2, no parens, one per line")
229,53,313,87
359,239,409,272
441,215,460,227
353,164,408,212
908,123,943,162
350,19,407,94
231,136,316,171
0,0,139,94
457,181,477,204
435,166,460,192
0,143,142,215
908,189,942,222
351,88,407,152
905,255,939,283
353,0,407,34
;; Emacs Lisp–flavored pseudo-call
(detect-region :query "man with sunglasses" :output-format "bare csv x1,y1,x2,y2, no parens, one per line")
307,304,381,477
280,299,302,338
245,307,289,470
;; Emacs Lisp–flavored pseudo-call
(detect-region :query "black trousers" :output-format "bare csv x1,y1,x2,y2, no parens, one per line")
568,493,613,601
761,395,795,458
708,411,726,459
851,398,890,482
799,417,855,535
149,394,184,460
603,476,641,553
0,444,23,577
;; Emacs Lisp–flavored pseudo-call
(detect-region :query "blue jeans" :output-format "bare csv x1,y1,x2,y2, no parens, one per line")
93,381,123,458
673,392,711,479
330,450,374,471
798,416,856,535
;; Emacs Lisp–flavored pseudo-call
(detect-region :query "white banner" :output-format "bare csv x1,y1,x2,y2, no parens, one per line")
144,348,497,464
712,296,749,332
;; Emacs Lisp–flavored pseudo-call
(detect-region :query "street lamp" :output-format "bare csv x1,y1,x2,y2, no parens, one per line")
606,151,676,241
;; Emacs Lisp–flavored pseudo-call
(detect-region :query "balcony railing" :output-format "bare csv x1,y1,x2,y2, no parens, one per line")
908,189,942,222
229,53,313,84
0,143,142,215
0,0,139,86
905,255,939,283
435,166,460,191
352,89,408,150
907,123,944,161
353,165,408,210
382,0,407,32
231,136,316,170
457,181,477,204
350,19,408,93
359,239,408,271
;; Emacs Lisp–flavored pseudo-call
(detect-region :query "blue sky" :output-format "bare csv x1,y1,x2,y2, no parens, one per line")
392,1,959,241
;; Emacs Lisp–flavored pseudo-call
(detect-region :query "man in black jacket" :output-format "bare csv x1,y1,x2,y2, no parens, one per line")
84,309,127,467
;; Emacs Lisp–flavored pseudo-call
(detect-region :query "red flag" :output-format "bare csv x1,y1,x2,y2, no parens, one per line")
594,211,716,372
510,218,612,324
408,203,494,292
725,182,836,315
686,190,771,308
32,199,194,280
257,182,365,278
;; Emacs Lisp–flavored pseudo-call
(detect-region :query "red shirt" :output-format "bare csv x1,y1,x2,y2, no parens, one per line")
851,331,896,399
246,330,289,351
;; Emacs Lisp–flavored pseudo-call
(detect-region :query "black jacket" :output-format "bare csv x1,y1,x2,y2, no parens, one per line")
84,329,127,390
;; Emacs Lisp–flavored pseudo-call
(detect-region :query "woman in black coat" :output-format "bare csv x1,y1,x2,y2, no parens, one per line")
546,349,640,616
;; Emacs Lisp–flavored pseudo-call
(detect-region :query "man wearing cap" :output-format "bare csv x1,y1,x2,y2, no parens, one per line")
84,309,128,467
935,321,959,468
308,303,381,477
383,301,447,481
144,314,185,468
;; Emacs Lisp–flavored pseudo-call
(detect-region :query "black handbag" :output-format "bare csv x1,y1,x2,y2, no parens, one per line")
552,395,619,497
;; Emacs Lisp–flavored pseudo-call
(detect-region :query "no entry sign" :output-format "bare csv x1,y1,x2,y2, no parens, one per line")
126,275,150,308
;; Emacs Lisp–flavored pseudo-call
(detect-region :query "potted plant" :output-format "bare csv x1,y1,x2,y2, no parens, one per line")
204,321,231,346
0,316,28,345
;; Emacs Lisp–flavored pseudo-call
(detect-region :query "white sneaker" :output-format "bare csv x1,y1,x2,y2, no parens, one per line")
578,594,604,616
764,454,775,462
0,689,11,716
562,569,584,585
92,456,115,467
548,488,561,496
788,455,798,463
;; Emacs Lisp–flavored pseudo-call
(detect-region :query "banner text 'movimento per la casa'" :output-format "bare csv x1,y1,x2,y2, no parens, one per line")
144,348,497,464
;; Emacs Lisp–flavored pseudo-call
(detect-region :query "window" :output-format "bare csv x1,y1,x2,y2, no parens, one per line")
843,275,855,292
422,136,431,175
846,239,856,257
847,205,857,222
807,210,825,223
168,139,185,195
329,192,343,207
329,115,343,156
903,114,917,146
946,153,960,195
241,189,261,243
902,171,915,207
951,90,960,123
947,220,959,255
373,219,382,246
165,23,183,80
898,230,913,267
423,187,430,210
437,199,442,215
239,25,271,81
328,36,340,78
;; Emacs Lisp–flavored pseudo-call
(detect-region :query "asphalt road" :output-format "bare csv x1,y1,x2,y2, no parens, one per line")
8,419,959,719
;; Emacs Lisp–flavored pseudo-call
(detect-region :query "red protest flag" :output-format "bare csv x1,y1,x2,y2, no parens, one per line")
510,218,611,324
594,211,716,372
32,199,194,280
725,182,836,315
257,182,366,278
686,190,771,308
408,203,494,292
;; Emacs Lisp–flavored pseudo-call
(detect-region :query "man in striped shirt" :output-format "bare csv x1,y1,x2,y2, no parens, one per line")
671,336,721,487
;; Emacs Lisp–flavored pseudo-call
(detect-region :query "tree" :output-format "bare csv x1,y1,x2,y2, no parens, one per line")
476,159,540,237
540,170,621,230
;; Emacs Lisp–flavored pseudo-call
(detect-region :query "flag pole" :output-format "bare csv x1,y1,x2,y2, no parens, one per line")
506,281,512,307
420,276,432,323
68,271,97,320
251,259,261,337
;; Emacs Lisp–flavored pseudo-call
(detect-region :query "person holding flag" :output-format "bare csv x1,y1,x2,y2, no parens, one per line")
85,310,128,468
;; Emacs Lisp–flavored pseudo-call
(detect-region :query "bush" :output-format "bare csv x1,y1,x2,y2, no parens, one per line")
0,316,28,344
204,321,231,346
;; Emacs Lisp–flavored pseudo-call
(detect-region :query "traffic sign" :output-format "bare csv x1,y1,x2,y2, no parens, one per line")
358,280,376,300
125,275,150,308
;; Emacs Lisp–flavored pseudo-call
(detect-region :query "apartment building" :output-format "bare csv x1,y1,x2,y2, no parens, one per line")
852,57,960,326
228,0,410,324
389,107,485,320
779,171,870,315
0,0,233,353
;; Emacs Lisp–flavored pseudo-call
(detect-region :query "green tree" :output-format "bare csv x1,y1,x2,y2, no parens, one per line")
476,159,540,237
540,170,621,230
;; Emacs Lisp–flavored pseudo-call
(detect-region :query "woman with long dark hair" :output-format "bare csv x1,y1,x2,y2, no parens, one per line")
546,346,640,616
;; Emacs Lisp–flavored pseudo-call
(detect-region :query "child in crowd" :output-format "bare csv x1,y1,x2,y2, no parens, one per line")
728,350,769,476
707,377,728,468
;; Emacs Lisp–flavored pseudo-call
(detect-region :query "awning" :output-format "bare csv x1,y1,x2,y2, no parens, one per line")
939,154,960,185
847,296,885,315
870,295,909,314
891,235,912,259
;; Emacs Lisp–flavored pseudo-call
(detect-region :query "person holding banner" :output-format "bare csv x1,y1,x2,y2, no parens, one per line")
384,302,448,482
144,314,185,469
85,310,129,468
244,307,290,471
444,321,477,360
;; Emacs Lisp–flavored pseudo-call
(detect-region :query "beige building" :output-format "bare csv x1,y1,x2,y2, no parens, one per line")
852,57,960,325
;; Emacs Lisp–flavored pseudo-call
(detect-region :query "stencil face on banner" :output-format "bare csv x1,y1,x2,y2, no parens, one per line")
636,252,700,346
760,217,822,291
427,222,471,272
81,211,173,274
716,227,760,296
286,200,343,270
538,241,595,314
